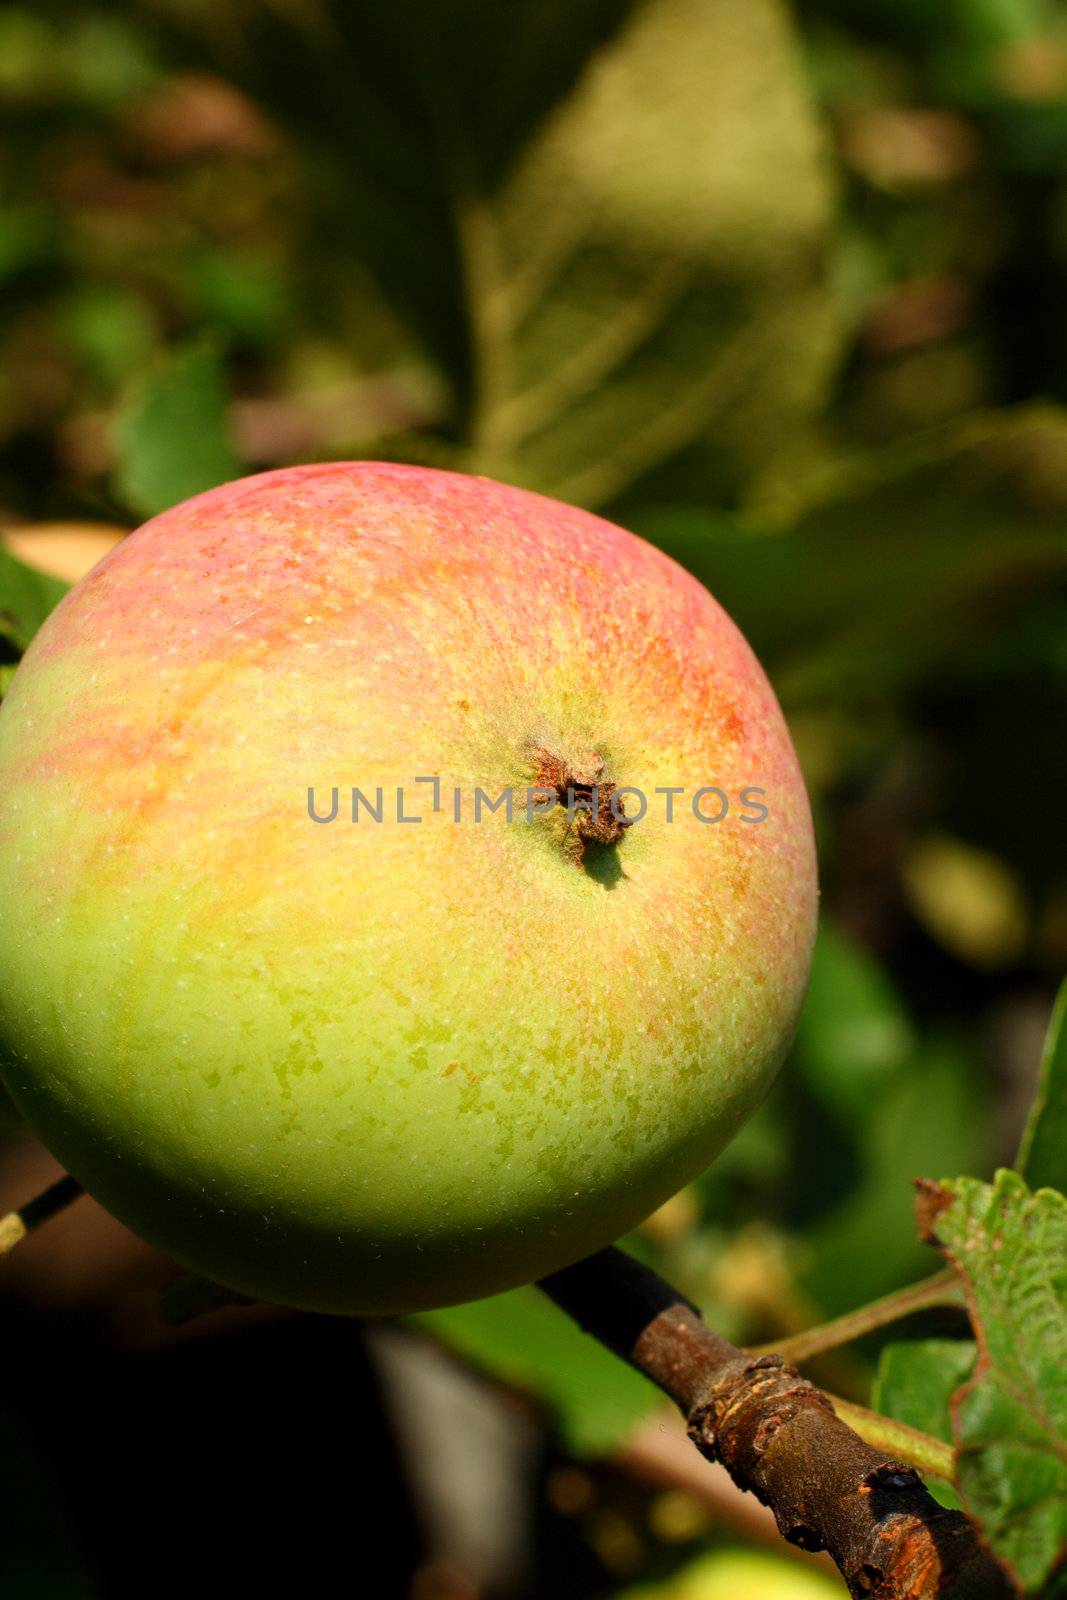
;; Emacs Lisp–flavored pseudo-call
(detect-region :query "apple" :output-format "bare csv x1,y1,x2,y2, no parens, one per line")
619,1548,842,1599
0,464,816,1314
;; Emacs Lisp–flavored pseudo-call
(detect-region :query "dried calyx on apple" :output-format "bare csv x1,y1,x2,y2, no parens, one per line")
529,744,635,855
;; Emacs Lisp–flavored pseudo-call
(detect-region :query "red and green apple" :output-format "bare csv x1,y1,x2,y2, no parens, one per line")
0,464,816,1313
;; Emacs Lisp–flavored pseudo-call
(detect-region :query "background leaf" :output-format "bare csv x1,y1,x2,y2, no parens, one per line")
411,1282,657,1457
791,922,914,1119
157,0,841,509
798,1037,988,1315
631,406,1067,709
0,546,69,656
1017,977,1067,1194
112,342,241,519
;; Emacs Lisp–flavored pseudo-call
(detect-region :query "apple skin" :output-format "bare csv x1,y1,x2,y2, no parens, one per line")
0,464,816,1314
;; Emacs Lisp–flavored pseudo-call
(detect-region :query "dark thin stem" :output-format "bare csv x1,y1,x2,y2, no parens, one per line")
539,1247,1011,1600
0,1174,84,1256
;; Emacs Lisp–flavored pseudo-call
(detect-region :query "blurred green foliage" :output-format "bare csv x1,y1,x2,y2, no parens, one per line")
0,544,66,652
1018,975,1067,1190
2,1,1067,1594
414,1284,658,1458
113,339,238,515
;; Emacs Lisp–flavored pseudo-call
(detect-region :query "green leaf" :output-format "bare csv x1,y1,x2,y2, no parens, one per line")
1017,978,1067,1194
919,1169,1067,1592
872,1338,977,1446
113,341,240,520
161,0,839,507
410,1282,656,1456
0,545,69,655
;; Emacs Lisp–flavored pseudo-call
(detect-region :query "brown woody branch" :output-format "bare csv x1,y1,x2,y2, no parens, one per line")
539,1247,1013,1600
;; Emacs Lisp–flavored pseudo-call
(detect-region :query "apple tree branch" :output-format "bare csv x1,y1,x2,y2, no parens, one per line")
539,1247,1013,1600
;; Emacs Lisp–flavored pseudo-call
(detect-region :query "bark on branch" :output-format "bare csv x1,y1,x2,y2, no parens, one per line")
539,1247,1012,1600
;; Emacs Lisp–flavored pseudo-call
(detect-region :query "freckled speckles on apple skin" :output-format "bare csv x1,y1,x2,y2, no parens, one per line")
0,463,816,1314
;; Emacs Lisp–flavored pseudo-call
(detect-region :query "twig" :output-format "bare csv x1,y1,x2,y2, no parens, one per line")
540,1247,1012,1600
0,1174,84,1256
747,1268,964,1367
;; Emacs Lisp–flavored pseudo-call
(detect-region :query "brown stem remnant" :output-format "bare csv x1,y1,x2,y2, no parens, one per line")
539,1247,1014,1600
530,746,634,854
